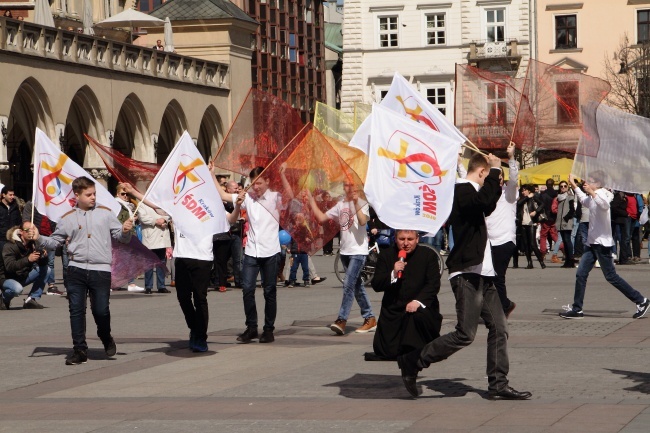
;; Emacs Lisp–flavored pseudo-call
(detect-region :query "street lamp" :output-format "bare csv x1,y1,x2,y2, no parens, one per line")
617,41,650,118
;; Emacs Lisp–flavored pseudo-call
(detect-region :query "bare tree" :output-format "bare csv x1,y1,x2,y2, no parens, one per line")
603,34,650,117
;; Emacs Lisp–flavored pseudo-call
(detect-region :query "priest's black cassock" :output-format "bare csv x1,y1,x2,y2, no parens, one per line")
371,244,442,360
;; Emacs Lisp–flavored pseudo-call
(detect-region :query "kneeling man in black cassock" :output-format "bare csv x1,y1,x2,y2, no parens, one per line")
371,229,442,360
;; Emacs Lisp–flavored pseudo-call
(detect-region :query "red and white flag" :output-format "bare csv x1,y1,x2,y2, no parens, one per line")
33,128,121,221
144,132,229,246
364,105,461,233
351,73,467,153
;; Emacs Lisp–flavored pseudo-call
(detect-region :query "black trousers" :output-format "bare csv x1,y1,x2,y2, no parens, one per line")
521,225,543,264
213,239,232,287
491,241,516,311
175,258,212,340
416,274,510,392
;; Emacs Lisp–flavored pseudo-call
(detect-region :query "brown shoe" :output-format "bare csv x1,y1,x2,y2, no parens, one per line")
330,319,346,335
551,255,561,264
355,316,377,333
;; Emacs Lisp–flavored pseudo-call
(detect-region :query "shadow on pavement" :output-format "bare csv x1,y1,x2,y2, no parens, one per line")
324,373,486,399
607,369,650,394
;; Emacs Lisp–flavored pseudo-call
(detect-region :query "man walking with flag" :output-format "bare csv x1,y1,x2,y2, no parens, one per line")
32,176,133,365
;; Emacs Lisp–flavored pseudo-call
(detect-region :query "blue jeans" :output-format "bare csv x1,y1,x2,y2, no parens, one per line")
338,254,374,320
144,248,167,290
241,254,278,331
571,244,645,312
46,247,56,285
289,252,309,282
2,262,50,302
66,266,112,351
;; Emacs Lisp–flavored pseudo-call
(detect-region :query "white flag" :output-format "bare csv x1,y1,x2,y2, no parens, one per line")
33,128,121,222
144,132,229,244
573,104,650,194
364,105,461,233
350,73,467,153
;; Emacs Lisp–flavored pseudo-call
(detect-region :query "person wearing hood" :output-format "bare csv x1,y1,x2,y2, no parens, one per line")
0,222,50,310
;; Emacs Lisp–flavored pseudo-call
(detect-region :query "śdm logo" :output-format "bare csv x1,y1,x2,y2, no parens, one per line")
40,154,74,206
396,96,440,132
172,156,212,222
378,131,447,220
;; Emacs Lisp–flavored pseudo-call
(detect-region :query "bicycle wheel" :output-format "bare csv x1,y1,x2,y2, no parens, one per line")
417,243,445,277
334,250,346,284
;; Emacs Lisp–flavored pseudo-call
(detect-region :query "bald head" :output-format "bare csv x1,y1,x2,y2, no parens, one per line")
225,181,239,193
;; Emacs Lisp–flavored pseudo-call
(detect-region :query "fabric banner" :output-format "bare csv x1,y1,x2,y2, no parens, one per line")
144,131,229,241
351,73,466,153
32,128,162,289
85,134,160,193
573,104,650,194
364,105,461,233
33,128,121,222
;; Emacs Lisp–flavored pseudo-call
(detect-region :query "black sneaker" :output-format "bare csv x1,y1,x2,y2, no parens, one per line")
157,288,171,294
104,337,117,357
192,338,208,352
65,349,88,365
236,327,259,343
259,330,275,343
0,296,8,310
633,298,650,319
559,309,584,319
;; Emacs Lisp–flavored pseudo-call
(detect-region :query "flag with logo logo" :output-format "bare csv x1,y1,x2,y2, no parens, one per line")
144,131,229,244
33,128,121,221
32,128,164,289
364,105,461,233
351,73,467,153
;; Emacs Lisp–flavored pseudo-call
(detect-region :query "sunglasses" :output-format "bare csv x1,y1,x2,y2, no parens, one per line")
118,192,128,196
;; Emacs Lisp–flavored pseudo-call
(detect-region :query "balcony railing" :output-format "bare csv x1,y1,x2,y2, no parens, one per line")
0,17,230,89
469,39,519,60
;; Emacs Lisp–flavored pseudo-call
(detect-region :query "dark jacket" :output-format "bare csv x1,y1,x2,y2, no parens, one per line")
0,200,22,241
0,226,47,287
446,169,502,273
517,194,545,224
611,191,628,224
540,187,558,222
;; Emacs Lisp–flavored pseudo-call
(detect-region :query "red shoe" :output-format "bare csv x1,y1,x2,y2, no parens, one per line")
218,286,227,292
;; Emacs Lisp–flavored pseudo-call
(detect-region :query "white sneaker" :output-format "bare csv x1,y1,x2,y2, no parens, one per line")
127,284,145,292
595,261,601,268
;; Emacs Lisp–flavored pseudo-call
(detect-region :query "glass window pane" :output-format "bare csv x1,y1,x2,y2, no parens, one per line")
487,27,495,42
497,26,504,41
487,10,494,23
567,16,576,26
497,9,504,22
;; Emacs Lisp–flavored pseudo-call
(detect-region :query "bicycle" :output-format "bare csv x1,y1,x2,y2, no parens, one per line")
334,242,445,286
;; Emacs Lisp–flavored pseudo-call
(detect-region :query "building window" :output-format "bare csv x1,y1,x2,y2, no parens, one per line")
378,89,389,102
486,83,507,125
138,0,163,13
555,15,577,49
556,81,580,124
426,13,446,46
638,10,650,43
289,33,297,62
379,16,399,48
426,87,446,115
486,9,505,42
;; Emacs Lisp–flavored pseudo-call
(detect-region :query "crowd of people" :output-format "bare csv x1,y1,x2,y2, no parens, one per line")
2,151,650,400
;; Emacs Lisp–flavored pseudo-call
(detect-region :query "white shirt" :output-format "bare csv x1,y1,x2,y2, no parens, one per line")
449,177,496,279
325,199,369,256
236,191,282,258
173,230,213,261
486,158,518,246
574,187,614,247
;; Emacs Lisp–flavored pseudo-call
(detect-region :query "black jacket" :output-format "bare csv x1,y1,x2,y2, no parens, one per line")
0,227,47,288
540,188,558,221
611,191,628,224
446,169,502,273
517,194,545,223
0,201,21,241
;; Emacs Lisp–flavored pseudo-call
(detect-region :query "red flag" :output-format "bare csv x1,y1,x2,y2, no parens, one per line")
85,134,160,193
213,88,304,176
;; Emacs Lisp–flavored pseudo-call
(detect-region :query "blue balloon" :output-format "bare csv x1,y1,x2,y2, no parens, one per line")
279,230,292,245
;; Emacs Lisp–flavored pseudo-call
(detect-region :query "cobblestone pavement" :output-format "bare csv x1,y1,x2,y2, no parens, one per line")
2,252,650,432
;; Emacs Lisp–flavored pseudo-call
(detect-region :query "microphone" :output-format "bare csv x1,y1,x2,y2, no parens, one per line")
397,250,407,279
